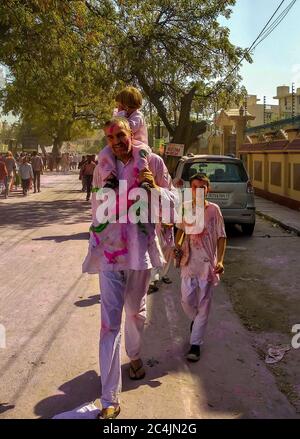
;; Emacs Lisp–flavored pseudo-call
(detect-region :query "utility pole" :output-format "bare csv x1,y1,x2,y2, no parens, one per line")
244,97,248,126
292,82,295,119
263,96,267,124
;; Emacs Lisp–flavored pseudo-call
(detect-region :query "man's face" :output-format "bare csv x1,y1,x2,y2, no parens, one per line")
191,179,209,200
104,123,132,160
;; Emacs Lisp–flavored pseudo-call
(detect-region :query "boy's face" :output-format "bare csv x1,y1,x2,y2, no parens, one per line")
104,122,133,160
191,179,209,200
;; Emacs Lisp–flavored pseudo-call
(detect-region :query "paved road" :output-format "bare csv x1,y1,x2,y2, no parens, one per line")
0,173,299,418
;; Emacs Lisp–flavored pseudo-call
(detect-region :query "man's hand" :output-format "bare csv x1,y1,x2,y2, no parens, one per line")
214,262,224,275
138,169,159,190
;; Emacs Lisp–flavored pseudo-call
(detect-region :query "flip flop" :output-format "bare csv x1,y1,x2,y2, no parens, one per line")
162,276,172,284
129,360,146,380
99,405,121,419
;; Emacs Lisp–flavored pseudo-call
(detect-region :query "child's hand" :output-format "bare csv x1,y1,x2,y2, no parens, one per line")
214,262,224,275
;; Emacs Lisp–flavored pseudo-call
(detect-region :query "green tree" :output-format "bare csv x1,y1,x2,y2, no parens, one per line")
0,0,251,168
0,0,114,157
86,0,250,164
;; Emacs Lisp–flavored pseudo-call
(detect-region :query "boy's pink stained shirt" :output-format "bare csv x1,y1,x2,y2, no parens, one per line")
180,202,226,285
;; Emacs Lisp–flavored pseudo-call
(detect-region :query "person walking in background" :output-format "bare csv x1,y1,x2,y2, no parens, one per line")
19,156,34,196
81,155,96,201
31,151,44,193
0,155,8,198
148,223,174,293
78,155,87,192
4,151,17,198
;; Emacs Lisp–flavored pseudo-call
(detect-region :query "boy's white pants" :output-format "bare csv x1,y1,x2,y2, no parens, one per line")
99,269,151,408
181,277,214,346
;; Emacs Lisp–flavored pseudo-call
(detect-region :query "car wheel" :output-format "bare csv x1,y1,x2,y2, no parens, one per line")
241,223,255,236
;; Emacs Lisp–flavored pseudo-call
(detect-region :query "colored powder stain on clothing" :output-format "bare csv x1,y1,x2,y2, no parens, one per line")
104,247,128,264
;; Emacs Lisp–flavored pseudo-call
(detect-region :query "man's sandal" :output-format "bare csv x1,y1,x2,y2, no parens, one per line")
162,276,172,284
99,405,121,419
129,359,146,380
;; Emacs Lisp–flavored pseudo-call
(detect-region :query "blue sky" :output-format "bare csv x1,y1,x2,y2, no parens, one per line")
222,0,300,104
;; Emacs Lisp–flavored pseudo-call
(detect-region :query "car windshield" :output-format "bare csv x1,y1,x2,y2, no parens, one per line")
182,161,248,183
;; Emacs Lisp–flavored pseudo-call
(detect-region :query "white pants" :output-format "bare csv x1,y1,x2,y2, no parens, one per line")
150,247,173,283
181,277,214,346
99,269,151,408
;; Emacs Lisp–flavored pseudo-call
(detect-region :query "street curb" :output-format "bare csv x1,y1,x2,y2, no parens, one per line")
256,210,300,237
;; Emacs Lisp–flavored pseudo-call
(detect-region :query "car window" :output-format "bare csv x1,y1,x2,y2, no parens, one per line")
182,161,248,182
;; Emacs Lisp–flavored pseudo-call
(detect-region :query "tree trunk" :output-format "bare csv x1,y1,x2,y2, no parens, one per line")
165,86,207,174
52,137,63,161
40,144,47,156
137,76,208,174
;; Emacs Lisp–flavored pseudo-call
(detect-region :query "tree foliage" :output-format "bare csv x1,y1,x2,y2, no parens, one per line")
0,0,114,154
85,0,250,147
0,0,251,161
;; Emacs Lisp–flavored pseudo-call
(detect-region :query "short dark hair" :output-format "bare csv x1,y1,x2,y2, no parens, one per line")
189,173,210,187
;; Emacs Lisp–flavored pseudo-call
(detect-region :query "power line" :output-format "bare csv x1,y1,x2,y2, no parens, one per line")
251,0,296,51
204,0,296,100
247,0,286,52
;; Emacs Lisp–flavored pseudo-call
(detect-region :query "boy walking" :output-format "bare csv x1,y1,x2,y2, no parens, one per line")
176,174,226,362
19,156,34,196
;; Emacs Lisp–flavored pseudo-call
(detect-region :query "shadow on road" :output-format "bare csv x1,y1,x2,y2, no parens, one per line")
74,294,100,307
33,232,89,243
0,199,91,230
0,403,15,415
34,370,100,419
52,189,83,194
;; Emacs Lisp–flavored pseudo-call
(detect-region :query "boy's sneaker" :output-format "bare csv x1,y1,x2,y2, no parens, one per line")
185,345,200,362
103,175,118,189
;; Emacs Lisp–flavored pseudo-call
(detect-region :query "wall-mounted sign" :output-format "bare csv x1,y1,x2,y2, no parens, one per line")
165,143,185,157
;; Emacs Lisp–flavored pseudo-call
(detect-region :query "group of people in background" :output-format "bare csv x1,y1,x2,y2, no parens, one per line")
41,152,81,172
0,150,87,198
0,150,43,197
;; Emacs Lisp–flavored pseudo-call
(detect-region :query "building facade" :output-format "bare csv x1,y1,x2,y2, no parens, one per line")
246,95,280,127
273,85,300,120
240,119,300,210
